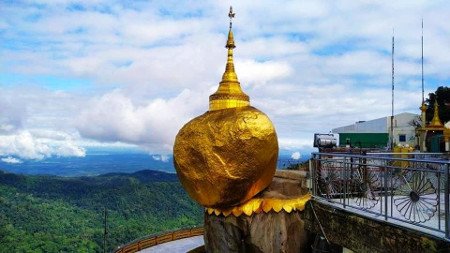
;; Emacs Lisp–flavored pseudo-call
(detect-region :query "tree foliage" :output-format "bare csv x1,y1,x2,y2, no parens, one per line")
0,170,203,253
425,86,450,123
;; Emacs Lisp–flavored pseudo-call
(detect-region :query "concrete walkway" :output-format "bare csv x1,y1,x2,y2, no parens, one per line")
137,235,204,253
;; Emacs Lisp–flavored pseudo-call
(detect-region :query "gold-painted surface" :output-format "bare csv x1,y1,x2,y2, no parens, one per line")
173,106,278,208
444,127,450,138
209,99,249,112
209,16,249,111
430,102,443,127
173,7,278,209
420,102,427,112
420,102,428,127
205,194,311,217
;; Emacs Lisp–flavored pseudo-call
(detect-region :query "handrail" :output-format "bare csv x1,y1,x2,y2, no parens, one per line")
312,152,450,164
311,152,450,239
114,226,204,253
366,152,444,155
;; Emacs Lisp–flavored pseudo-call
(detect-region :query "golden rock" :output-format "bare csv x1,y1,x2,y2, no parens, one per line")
173,7,278,208
174,106,278,208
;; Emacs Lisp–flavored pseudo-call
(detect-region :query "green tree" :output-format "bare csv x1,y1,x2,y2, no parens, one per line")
425,86,450,123
0,170,203,252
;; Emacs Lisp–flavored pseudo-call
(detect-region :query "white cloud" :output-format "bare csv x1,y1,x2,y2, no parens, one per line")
152,154,170,163
1,0,450,157
0,124,15,133
0,132,51,160
0,93,27,133
278,138,314,151
54,141,86,157
237,59,292,88
291,151,301,160
1,157,23,164
0,131,86,160
76,89,207,153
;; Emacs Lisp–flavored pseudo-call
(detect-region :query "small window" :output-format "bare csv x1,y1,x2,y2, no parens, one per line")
399,134,406,142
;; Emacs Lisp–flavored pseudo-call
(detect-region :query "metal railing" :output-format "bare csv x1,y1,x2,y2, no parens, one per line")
114,226,204,253
311,152,450,239
366,152,448,160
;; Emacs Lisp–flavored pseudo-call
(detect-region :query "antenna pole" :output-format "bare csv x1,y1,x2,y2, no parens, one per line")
391,29,395,150
422,19,424,104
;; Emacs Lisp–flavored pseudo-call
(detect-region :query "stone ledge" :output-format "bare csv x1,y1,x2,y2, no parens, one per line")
266,170,309,197
274,169,307,181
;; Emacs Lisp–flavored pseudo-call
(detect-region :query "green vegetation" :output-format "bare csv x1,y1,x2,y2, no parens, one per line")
426,86,450,123
282,160,309,171
0,169,203,253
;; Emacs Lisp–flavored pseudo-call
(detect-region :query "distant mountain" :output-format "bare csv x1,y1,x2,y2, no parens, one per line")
0,169,202,252
0,153,176,177
0,149,314,177
98,169,179,183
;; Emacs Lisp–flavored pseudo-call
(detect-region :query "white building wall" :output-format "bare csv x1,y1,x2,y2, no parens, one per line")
332,112,418,147
393,126,416,147
388,113,418,147
333,117,387,134
387,112,418,128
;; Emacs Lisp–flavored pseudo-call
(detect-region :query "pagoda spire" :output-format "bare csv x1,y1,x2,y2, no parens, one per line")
209,6,250,111
222,6,238,83
429,99,443,127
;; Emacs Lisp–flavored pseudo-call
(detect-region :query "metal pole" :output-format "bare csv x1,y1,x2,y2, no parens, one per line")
380,160,383,215
311,155,316,196
391,31,395,150
343,157,347,208
384,161,389,221
438,169,441,231
421,19,424,104
390,162,394,218
445,164,450,238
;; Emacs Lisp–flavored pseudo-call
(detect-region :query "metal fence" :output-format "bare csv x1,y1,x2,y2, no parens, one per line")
366,152,448,160
311,152,450,239
114,227,204,253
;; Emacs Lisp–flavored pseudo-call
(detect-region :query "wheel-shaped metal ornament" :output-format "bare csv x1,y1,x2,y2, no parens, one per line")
351,166,380,209
393,171,438,223
316,160,342,199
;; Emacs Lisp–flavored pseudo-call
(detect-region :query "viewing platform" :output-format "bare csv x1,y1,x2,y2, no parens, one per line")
117,152,450,252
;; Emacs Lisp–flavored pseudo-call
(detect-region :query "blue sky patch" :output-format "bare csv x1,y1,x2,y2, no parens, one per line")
0,73,93,91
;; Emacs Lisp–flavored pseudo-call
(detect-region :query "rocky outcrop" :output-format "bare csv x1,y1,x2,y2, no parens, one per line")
204,170,311,253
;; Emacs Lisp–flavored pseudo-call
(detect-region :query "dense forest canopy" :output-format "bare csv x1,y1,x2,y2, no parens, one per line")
425,86,450,123
0,169,203,253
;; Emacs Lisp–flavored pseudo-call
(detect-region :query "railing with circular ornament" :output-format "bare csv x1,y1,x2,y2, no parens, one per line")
311,152,450,239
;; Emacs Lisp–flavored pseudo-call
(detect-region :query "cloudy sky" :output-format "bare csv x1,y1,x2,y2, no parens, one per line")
1,0,450,161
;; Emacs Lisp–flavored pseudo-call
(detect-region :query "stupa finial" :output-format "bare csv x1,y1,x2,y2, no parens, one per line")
224,6,237,81
209,6,249,111
228,6,235,29
430,98,443,127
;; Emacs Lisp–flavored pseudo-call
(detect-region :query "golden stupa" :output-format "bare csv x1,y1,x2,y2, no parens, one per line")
173,7,279,209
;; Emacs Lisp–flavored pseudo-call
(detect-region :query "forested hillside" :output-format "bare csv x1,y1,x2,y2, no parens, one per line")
0,169,203,252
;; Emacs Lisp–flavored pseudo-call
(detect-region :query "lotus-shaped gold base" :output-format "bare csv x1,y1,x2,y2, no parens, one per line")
206,194,311,217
